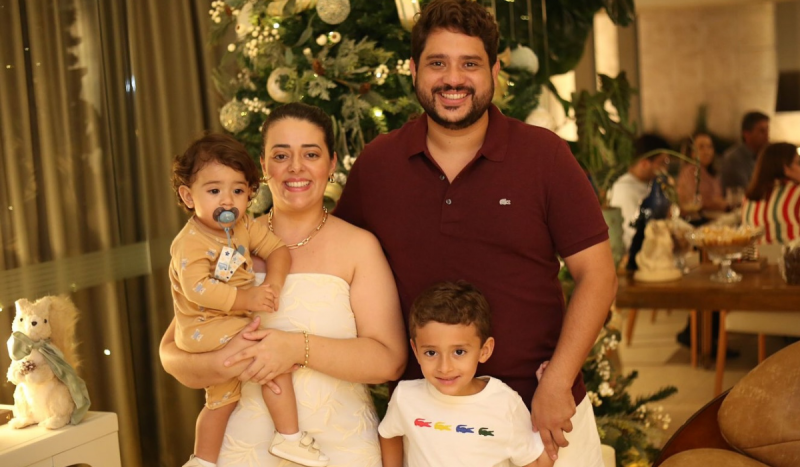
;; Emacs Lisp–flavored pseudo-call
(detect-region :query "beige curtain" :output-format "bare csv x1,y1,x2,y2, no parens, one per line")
0,0,223,464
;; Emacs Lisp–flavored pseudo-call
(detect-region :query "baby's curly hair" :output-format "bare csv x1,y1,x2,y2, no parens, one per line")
171,133,260,212
409,280,492,344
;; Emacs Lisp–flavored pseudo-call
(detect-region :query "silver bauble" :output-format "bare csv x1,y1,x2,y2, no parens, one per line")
219,100,251,133
248,183,273,215
267,67,295,103
316,0,350,24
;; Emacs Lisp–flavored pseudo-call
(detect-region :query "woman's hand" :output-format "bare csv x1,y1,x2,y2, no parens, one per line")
224,326,301,385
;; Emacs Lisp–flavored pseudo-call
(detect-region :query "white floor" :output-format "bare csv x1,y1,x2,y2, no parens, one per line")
614,308,789,444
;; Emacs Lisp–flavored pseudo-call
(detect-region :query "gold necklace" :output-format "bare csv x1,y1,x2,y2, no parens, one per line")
267,207,328,250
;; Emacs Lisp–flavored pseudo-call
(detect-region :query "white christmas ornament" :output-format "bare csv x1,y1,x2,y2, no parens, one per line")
525,107,555,131
510,45,539,75
267,67,295,103
235,2,255,39
268,0,317,17
317,0,350,24
220,99,251,133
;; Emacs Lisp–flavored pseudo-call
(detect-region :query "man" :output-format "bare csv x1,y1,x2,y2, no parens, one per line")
335,1,617,465
720,111,770,193
607,134,672,250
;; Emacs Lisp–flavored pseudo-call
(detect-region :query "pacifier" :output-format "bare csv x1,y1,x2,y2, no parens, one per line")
213,207,239,248
213,207,239,225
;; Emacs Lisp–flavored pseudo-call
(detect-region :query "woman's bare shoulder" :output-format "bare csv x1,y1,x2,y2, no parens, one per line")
327,216,382,255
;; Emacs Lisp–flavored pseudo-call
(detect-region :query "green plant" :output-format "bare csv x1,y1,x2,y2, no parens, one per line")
571,72,638,207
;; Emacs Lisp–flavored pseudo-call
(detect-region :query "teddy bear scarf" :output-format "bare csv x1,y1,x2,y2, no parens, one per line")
10,331,91,425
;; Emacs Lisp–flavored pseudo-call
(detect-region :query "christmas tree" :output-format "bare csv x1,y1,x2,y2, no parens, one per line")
210,0,423,201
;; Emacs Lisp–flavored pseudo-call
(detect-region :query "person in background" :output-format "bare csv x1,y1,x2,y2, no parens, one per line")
608,134,672,250
676,132,727,214
742,142,800,244
721,111,770,193
335,1,617,465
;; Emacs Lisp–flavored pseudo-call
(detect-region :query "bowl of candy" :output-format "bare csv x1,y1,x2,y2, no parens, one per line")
687,225,764,283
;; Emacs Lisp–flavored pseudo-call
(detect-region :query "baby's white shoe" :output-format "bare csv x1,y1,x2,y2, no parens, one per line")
181,455,214,467
269,431,329,467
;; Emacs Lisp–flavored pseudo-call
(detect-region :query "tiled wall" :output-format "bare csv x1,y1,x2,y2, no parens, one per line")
638,3,777,142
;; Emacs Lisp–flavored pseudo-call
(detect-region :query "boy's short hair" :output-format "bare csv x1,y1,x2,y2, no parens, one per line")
171,133,260,212
409,280,492,344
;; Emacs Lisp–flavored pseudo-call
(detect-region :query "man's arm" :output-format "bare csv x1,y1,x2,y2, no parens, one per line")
531,240,617,461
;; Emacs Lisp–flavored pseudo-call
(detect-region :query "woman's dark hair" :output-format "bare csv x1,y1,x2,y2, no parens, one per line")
171,133,260,212
680,132,717,176
745,142,798,201
260,103,335,159
411,0,499,68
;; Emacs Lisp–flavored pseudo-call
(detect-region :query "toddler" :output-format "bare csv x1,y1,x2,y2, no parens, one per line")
170,133,328,467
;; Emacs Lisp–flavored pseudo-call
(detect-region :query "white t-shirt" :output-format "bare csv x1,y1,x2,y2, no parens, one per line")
378,377,545,467
607,172,651,249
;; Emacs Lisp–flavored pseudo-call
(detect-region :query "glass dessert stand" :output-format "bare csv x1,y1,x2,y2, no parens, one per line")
687,226,764,283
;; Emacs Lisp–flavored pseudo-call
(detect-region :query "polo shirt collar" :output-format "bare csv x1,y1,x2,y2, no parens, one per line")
402,104,509,162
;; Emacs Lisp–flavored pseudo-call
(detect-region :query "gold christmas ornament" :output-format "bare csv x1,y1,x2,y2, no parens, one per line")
316,0,350,24
219,99,251,133
498,46,512,67
394,0,420,32
248,182,273,215
324,181,343,204
493,70,509,103
267,67,295,103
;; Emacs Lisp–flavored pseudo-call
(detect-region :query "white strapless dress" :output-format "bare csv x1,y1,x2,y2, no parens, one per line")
218,274,381,467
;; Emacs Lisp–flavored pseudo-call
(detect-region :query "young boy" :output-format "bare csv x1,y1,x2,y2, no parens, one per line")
170,133,328,467
378,281,553,467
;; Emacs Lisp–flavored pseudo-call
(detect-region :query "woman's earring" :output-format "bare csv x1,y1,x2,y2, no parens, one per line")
261,175,272,183
328,173,336,184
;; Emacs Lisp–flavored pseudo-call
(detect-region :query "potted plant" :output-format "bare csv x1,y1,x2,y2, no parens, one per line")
567,72,638,266
569,72,696,265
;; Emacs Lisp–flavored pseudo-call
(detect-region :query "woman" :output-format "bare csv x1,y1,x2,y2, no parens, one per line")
742,142,800,244
676,132,727,214
160,103,407,466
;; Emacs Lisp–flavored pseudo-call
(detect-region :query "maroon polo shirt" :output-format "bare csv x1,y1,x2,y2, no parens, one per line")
335,105,608,407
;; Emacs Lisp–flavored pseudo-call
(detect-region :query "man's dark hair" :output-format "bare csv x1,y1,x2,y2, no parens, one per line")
411,0,499,68
409,280,492,344
635,133,671,160
741,111,769,133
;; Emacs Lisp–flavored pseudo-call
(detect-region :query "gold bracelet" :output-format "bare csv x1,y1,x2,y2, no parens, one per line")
299,331,309,369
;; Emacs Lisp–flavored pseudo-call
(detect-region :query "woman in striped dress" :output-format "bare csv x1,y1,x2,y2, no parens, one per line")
741,142,800,244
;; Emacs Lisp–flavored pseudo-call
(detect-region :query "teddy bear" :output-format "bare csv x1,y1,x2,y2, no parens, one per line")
6,295,90,429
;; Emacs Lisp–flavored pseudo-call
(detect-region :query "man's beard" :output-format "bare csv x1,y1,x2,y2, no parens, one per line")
416,83,493,130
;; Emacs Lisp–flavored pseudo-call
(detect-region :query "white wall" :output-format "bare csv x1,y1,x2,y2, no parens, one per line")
637,2,778,142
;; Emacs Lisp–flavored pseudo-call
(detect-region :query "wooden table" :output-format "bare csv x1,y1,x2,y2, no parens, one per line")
616,264,800,393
